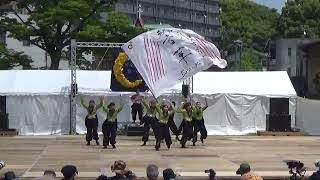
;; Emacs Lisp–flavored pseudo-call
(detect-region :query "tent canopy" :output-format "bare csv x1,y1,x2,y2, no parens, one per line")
0,70,296,97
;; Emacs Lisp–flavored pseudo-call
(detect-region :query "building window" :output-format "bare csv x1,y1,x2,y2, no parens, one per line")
288,48,291,56
0,31,6,44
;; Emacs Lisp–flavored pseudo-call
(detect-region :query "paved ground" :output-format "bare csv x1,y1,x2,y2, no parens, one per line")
0,135,319,179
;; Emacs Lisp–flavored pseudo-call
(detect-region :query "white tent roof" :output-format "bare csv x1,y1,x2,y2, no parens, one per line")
193,71,296,97
0,70,296,97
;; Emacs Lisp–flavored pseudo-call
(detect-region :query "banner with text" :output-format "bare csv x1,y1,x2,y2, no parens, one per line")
122,28,227,97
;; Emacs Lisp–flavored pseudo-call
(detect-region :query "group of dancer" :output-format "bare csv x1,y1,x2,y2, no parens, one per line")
80,92,208,151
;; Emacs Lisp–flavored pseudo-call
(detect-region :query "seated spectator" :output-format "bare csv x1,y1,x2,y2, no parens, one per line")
44,170,56,178
309,161,320,180
163,168,176,180
236,163,263,180
96,174,108,180
146,164,159,180
4,171,16,180
109,160,137,180
61,165,78,180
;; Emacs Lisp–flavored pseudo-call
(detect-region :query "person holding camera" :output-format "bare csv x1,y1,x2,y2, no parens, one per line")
236,163,263,180
310,161,320,180
109,160,137,180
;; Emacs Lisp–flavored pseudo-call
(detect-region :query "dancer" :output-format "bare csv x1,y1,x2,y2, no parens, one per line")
154,101,174,151
141,97,158,146
192,99,208,145
176,102,194,148
80,96,103,146
102,99,124,149
131,91,144,124
168,101,180,140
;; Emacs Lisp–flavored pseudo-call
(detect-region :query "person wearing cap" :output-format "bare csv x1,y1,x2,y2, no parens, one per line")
141,97,158,146
163,168,176,180
154,100,175,151
236,163,263,180
309,161,320,180
192,99,208,145
61,165,78,180
146,164,159,180
176,102,194,148
109,160,137,180
81,96,104,146
102,98,124,149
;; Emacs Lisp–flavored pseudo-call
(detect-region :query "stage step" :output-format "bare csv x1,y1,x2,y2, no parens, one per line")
126,125,144,136
0,129,18,136
257,130,304,136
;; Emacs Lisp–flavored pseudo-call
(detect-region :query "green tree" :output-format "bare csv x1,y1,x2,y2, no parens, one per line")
277,0,320,38
240,49,262,71
0,44,32,69
0,0,117,70
221,0,279,52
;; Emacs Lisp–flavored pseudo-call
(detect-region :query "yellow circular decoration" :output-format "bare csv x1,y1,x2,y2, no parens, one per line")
113,52,143,88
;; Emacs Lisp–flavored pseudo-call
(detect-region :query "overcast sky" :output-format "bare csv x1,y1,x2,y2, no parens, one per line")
253,0,287,13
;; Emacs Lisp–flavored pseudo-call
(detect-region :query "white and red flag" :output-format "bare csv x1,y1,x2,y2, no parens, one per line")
122,28,227,97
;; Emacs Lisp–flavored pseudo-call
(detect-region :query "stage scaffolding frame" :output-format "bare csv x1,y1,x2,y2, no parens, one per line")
69,40,193,135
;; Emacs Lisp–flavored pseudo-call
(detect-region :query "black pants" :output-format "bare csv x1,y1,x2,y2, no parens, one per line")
178,120,185,134
131,103,143,122
102,120,117,146
155,123,172,149
168,115,179,136
85,115,99,142
180,120,194,146
193,119,207,143
141,115,157,142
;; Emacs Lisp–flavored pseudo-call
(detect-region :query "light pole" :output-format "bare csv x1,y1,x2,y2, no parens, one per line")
234,40,243,71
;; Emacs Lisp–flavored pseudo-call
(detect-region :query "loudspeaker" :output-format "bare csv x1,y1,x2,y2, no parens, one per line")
270,98,289,115
182,85,189,98
0,96,5,115
266,114,291,131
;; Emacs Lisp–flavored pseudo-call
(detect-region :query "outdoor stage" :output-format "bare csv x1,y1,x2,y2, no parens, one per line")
0,135,319,179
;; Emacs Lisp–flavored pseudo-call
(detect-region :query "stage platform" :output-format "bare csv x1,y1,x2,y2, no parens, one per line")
0,135,320,179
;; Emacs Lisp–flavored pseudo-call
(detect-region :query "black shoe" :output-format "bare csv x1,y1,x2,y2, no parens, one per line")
103,146,108,149
112,144,116,149
201,139,204,144
167,145,170,149
176,136,180,141
96,140,100,146
141,142,146,146
155,146,159,151
181,144,187,148
86,141,90,146
193,142,196,146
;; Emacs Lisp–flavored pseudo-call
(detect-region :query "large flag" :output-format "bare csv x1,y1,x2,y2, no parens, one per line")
122,28,227,97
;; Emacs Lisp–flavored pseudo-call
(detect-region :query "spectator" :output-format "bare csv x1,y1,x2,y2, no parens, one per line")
146,164,159,180
163,168,176,180
61,165,78,180
96,174,108,180
4,171,16,180
236,163,263,180
309,161,320,180
109,160,137,180
43,170,56,178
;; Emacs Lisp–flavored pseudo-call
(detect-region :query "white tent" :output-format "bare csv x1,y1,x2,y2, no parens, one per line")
0,70,296,135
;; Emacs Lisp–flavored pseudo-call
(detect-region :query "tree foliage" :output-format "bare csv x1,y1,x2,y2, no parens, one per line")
277,0,320,38
0,44,32,69
0,0,117,69
221,0,279,52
